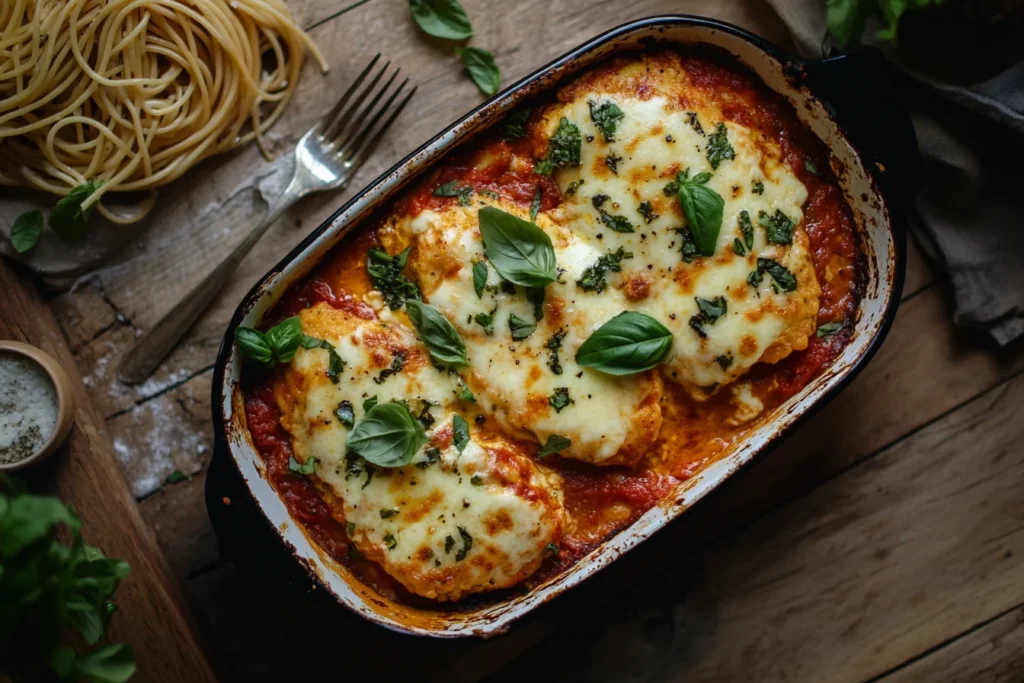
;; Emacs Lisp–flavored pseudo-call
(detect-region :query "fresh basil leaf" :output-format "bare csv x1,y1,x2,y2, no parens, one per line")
456,47,500,97
757,257,798,292
546,328,566,375
686,111,705,135
689,296,728,338
638,201,657,224
588,99,625,142
452,414,470,454
696,296,727,320
733,238,746,256
705,123,735,170
163,470,187,485
478,206,557,287
826,0,867,47
408,0,473,40
676,227,699,263
691,171,713,185
458,383,476,403
678,179,724,257
405,300,469,368
288,455,316,476
10,210,43,253
530,186,542,221
576,246,632,293
265,316,303,363
817,321,845,338
805,159,822,176
472,260,488,298
599,210,634,233
502,108,532,141
538,434,571,459
509,312,536,340
549,387,571,413
335,400,355,428
739,210,755,249
233,327,273,367
576,311,673,375
434,179,474,206
346,402,428,468
367,246,421,310
526,286,546,321
363,396,379,412
73,643,137,683
474,311,494,335
300,335,325,349
535,117,581,176
49,180,103,241
326,346,346,384
759,209,796,245
455,524,473,561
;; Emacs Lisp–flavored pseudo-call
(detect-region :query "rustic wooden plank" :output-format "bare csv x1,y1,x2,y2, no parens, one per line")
0,262,221,683
878,605,1024,683
487,365,1024,683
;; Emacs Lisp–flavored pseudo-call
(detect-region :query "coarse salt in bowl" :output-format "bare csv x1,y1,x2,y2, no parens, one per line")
0,341,76,470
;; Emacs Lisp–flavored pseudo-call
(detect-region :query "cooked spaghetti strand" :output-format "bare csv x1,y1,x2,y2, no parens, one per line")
0,0,327,222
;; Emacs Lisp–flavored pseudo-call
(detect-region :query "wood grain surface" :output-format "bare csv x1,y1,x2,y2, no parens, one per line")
0,260,220,683
17,0,1024,681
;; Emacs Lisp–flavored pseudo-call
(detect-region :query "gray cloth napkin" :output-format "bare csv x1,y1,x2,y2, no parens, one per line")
768,0,1024,345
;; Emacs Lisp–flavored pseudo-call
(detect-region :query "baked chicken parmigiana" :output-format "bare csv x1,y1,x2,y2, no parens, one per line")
242,49,864,606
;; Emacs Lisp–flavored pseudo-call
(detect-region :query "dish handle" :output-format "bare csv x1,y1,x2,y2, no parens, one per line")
802,52,919,222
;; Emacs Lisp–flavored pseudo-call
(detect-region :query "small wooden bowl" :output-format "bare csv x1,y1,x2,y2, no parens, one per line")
0,340,76,470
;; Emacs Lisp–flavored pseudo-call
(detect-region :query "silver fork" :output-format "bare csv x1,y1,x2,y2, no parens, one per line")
118,55,416,384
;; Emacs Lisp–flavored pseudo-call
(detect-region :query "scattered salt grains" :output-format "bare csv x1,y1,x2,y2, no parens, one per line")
0,352,59,464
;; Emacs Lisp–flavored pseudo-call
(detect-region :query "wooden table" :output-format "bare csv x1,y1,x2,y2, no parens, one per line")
43,0,1024,680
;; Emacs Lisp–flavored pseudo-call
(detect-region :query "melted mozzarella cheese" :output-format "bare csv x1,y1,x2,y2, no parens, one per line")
540,59,820,396
275,303,565,600
384,199,663,466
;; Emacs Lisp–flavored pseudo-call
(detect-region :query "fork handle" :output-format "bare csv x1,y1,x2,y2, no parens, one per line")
117,176,306,385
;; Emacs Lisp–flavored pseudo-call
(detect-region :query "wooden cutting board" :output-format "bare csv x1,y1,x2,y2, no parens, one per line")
0,259,221,683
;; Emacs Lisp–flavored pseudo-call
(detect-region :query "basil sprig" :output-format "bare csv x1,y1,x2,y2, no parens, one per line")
452,414,470,454
407,0,501,96
49,180,103,241
405,300,469,368
346,402,429,468
478,206,557,287
576,311,673,375
456,47,500,97
676,171,724,257
408,0,472,39
234,316,304,367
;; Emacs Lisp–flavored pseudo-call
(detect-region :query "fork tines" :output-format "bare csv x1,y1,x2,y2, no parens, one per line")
321,54,417,164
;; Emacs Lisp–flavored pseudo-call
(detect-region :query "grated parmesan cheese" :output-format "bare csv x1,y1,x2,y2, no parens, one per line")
0,352,58,464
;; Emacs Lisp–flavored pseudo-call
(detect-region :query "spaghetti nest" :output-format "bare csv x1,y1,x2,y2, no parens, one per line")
0,0,326,224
